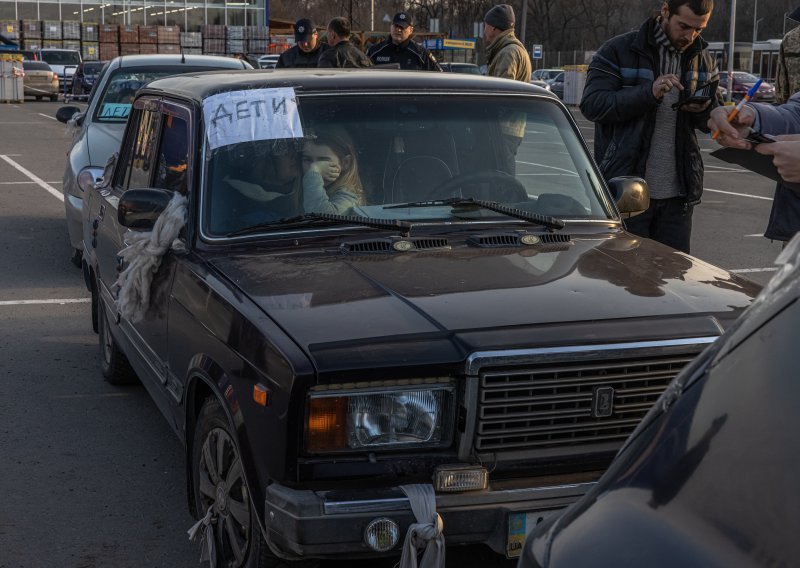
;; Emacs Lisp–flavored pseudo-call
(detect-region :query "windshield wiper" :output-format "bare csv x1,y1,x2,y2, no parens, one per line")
385,197,565,231
224,213,412,237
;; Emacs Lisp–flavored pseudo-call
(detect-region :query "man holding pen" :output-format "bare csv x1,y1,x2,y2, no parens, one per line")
709,92,800,243
580,0,719,253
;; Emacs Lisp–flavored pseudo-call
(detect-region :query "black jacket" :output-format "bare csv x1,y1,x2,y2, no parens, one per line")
367,37,442,71
580,18,719,205
317,40,373,68
275,43,329,68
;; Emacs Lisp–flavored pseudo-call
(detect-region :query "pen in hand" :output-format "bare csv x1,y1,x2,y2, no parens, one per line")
711,78,763,140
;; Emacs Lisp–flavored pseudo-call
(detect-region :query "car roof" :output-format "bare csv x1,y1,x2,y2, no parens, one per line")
108,53,251,70
141,68,550,102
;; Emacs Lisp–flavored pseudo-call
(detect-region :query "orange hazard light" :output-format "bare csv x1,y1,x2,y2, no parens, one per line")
306,396,348,452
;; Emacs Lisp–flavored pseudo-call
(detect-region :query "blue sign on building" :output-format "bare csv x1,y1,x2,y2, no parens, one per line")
532,44,543,59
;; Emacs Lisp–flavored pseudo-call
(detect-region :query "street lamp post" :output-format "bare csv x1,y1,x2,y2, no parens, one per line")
726,0,736,103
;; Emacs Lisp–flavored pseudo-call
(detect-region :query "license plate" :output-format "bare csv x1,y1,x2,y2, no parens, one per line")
506,509,561,558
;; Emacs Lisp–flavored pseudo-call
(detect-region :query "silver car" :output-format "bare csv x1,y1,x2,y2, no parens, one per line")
56,54,252,265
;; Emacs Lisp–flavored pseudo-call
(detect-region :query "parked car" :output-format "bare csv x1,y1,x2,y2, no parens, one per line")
37,48,82,92
71,60,107,99
258,54,280,68
532,68,563,81
717,71,775,103
529,78,552,91
55,54,253,267
548,71,565,99
520,236,800,567
80,69,758,566
440,62,482,75
22,60,59,101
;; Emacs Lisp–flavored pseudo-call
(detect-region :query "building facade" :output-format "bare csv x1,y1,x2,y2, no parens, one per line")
0,0,267,29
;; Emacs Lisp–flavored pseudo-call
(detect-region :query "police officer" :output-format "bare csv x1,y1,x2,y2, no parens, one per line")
367,12,442,71
276,17,329,68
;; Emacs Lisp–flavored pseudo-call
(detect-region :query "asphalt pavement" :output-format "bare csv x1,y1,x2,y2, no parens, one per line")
0,98,784,568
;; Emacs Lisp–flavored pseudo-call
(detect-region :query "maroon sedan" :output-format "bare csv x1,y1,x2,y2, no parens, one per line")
718,71,775,102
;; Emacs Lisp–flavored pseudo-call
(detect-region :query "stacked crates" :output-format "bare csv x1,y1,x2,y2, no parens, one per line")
157,25,180,54
82,23,99,60
181,32,203,55
119,25,139,55
202,25,226,56
63,21,81,40
226,26,245,54
99,24,119,60
247,26,269,54
1,20,20,40
0,54,24,103
20,20,41,51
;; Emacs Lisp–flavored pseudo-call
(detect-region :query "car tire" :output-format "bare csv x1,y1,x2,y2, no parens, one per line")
98,299,137,385
50,95,58,102
36,96,42,101
70,247,82,268
192,398,318,568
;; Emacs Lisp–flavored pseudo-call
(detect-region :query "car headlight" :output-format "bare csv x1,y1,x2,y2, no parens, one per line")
77,167,105,192
305,379,456,453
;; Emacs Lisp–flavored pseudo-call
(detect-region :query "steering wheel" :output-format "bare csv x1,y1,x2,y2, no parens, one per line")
429,170,528,202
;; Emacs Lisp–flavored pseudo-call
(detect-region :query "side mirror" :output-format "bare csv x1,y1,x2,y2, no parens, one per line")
608,176,650,219
56,105,82,124
118,188,173,229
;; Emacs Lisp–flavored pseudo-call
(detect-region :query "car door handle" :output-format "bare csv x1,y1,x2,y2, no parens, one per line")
116,255,124,273
98,204,105,221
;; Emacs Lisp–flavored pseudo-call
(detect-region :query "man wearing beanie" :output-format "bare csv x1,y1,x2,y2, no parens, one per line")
484,4,532,175
483,4,531,83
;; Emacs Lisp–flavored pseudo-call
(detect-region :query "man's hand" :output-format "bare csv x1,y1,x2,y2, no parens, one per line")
755,134,800,182
707,104,756,149
652,74,684,99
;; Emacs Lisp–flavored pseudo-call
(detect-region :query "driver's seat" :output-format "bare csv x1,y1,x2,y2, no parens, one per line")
389,156,455,203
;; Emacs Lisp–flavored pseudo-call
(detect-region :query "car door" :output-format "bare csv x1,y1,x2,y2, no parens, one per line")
93,96,192,429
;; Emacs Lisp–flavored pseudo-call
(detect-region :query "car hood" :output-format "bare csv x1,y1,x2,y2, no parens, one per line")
207,233,759,369
84,121,125,168
47,64,78,76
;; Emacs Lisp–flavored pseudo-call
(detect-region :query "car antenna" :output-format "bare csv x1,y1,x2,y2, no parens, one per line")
180,43,185,64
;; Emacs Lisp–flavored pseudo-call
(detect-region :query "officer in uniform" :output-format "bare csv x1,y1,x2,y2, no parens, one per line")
367,12,442,71
276,17,329,68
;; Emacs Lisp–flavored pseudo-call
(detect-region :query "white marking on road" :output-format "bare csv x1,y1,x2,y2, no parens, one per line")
704,187,772,201
729,267,778,273
745,233,764,237
38,112,58,121
0,298,90,306
0,121,51,124
0,180,62,185
0,155,64,202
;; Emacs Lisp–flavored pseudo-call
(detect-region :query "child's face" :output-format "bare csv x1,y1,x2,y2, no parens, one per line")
302,142,343,185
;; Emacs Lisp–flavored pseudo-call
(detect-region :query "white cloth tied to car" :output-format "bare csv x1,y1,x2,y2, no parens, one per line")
187,504,217,568
114,192,187,322
399,484,445,568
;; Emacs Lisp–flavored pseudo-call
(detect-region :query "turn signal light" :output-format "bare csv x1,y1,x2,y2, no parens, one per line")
434,465,489,492
306,396,347,452
253,384,270,407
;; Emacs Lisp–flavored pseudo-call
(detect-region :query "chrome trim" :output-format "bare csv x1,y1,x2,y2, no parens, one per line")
458,376,480,461
465,337,718,375
321,481,596,515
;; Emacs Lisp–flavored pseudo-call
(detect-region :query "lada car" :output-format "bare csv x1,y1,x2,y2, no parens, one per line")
22,60,59,101
56,54,252,266
520,237,800,568
81,69,759,566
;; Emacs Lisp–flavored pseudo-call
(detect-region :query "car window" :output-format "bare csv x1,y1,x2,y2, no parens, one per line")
124,108,162,190
84,62,105,75
732,72,759,82
153,114,189,195
23,61,51,71
202,94,611,236
40,50,81,65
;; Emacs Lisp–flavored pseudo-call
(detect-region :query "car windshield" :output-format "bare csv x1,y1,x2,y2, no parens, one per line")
83,62,105,75
202,93,611,237
23,61,51,71
94,66,219,123
40,51,81,65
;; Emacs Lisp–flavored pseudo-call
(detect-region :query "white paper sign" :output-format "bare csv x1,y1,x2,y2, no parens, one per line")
203,87,303,151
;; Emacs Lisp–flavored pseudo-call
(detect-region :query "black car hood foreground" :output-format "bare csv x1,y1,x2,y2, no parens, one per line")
207,233,760,372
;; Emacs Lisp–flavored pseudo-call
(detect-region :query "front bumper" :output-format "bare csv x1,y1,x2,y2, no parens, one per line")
263,474,598,559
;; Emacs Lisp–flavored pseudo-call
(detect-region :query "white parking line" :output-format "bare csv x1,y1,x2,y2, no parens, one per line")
0,298,90,306
0,180,62,185
0,155,64,202
38,113,58,121
704,187,772,201
729,267,778,273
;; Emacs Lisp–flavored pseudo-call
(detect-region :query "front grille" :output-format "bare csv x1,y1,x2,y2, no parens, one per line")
475,351,699,452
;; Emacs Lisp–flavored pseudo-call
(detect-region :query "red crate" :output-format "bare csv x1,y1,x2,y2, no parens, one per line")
99,42,120,60
99,24,118,43
157,25,180,44
120,43,140,56
139,25,158,44
118,25,139,43
139,43,158,54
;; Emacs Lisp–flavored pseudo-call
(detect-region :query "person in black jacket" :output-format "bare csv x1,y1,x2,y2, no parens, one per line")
318,17,373,69
367,12,442,71
580,0,719,254
276,17,329,68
